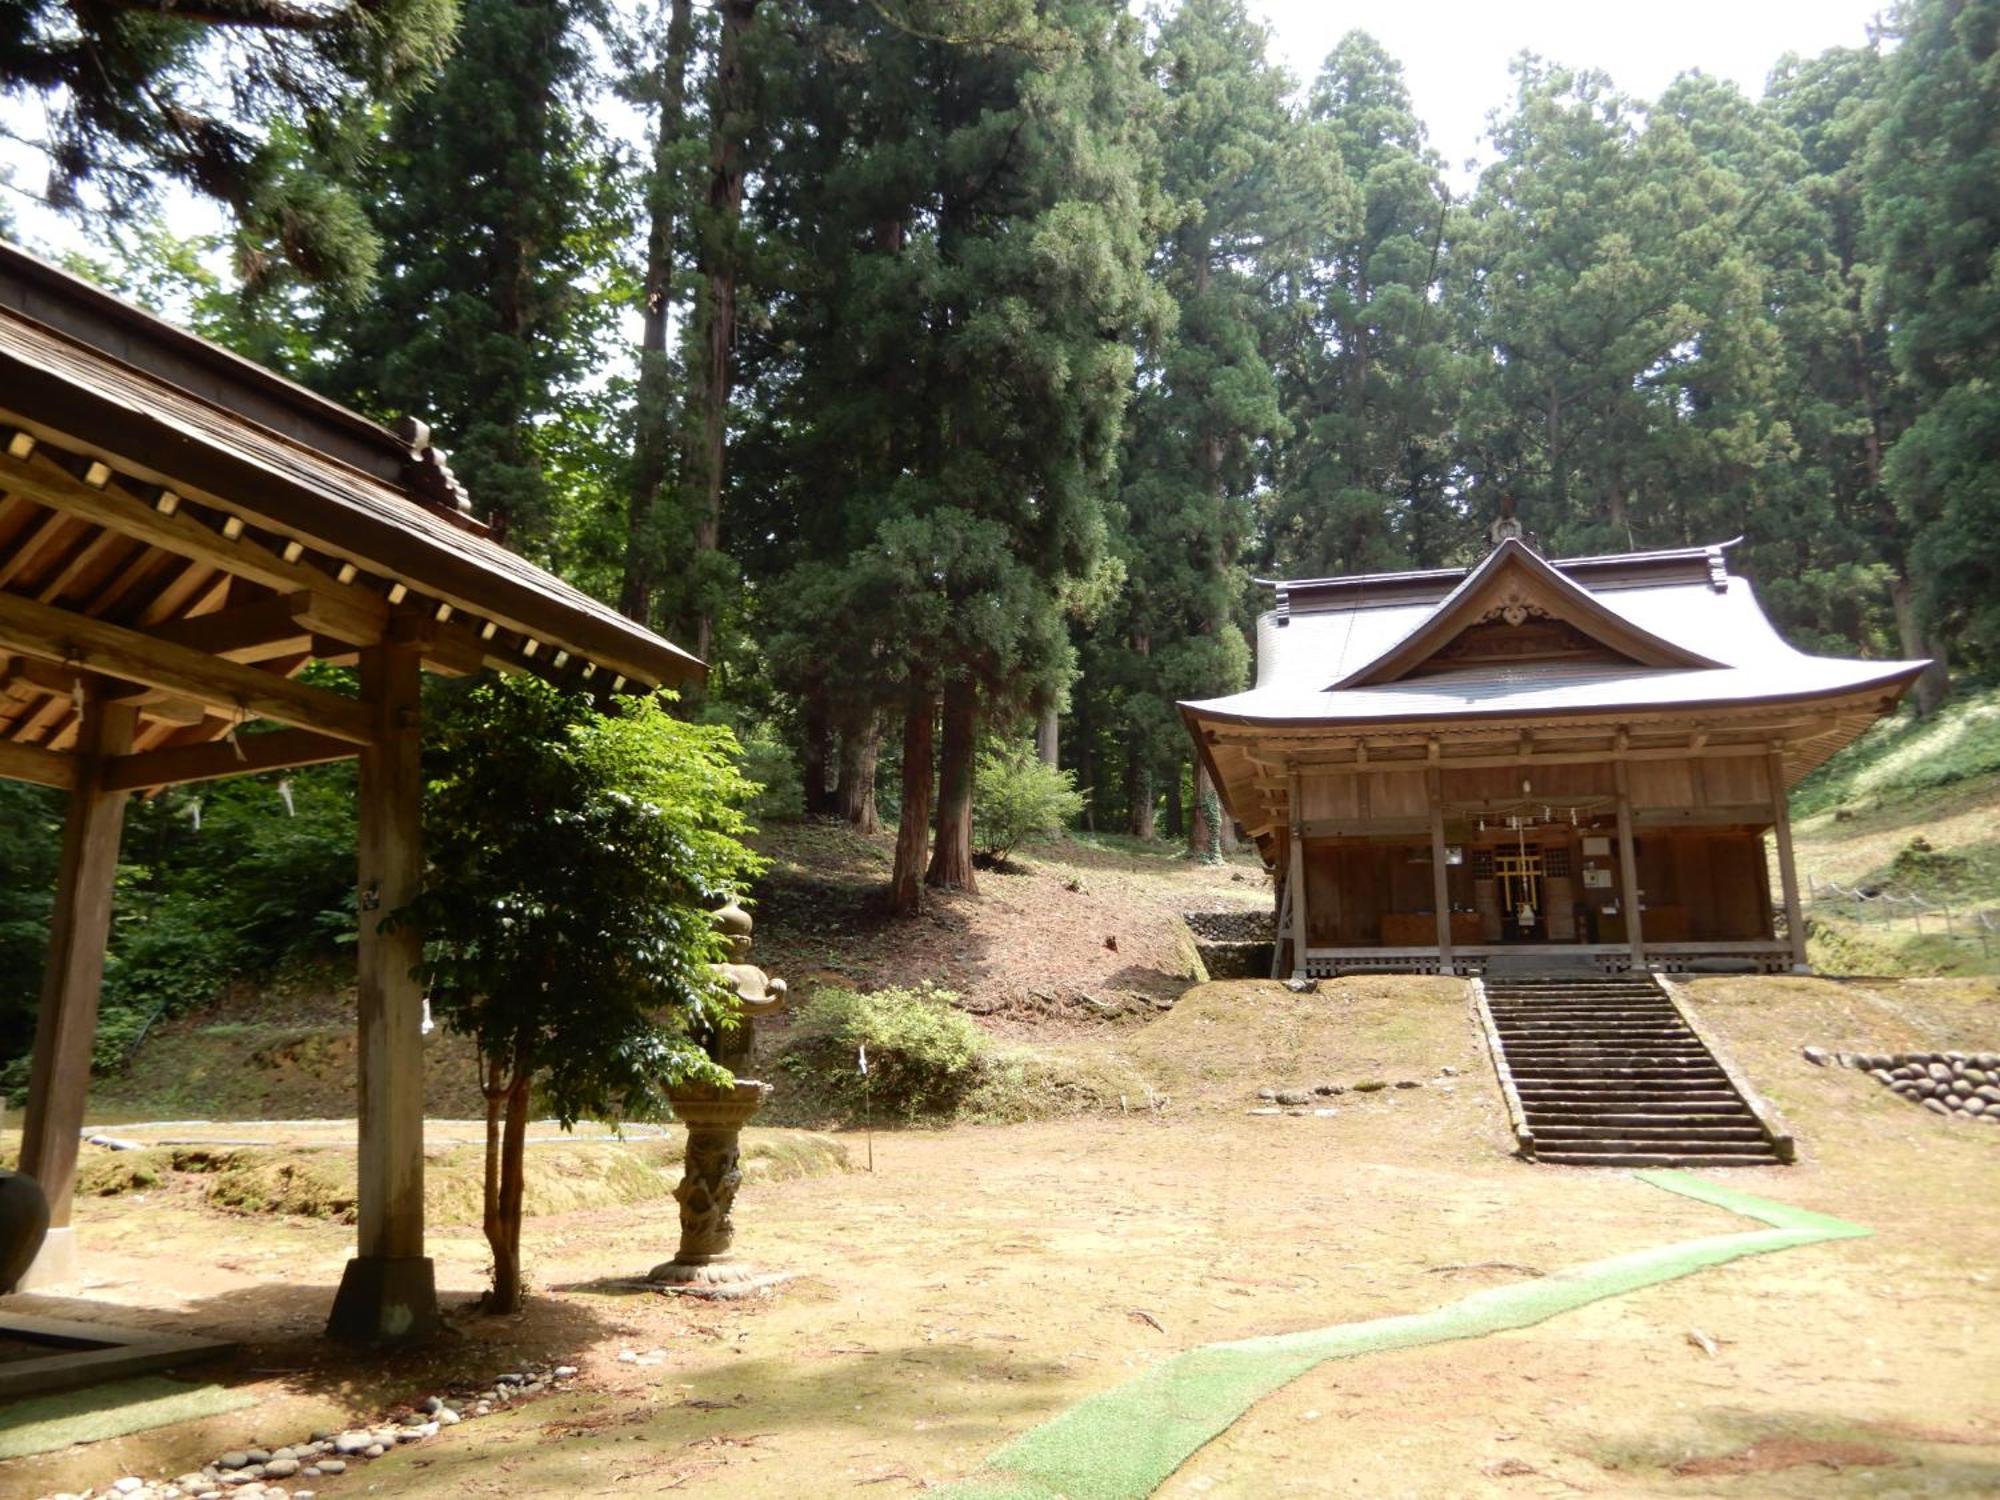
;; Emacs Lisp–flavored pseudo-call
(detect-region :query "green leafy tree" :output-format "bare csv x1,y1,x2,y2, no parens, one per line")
0,784,62,1077
1752,45,1909,664
1084,0,1319,846
1456,59,1790,555
1868,0,2000,678
0,0,457,297
328,0,621,551
1266,29,1460,578
972,741,1085,862
404,676,763,1313
749,0,1162,911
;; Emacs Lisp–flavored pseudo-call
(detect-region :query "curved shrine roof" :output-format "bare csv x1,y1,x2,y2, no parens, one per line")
1185,542,1926,729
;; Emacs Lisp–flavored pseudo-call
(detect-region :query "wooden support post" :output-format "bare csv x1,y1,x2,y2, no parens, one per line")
1428,769,1454,972
1614,759,1646,970
1769,749,1808,972
1287,770,1309,979
327,642,437,1341
15,693,135,1289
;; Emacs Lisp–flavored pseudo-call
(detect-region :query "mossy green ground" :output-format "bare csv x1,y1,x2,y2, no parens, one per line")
939,1173,1869,1500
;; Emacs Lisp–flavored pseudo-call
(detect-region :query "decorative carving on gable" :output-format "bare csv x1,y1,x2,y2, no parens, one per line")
1471,585,1550,630
1411,614,1628,674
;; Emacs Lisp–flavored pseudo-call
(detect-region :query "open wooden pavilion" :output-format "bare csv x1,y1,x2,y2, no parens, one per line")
0,239,702,1340
1183,525,1927,980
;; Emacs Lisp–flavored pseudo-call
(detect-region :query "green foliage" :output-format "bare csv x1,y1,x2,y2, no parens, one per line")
406,675,765,1125
0,783,63,1065
326,0,623,550
773,983,986,1121
1792,685,2000,816
973,742,1085,861
0,0,458,296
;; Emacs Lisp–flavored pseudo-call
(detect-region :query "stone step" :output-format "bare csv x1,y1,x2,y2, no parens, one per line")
1518,1095,1747,1109
1522,1104,1756,1121
1531,1123,1769,1141
1509,1065,1728,1078
1532,1151,1783,1168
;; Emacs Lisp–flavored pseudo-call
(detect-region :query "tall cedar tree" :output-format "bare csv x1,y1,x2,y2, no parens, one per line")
617,0,701,628
0,0,457,297
1084,0,1314,844
753,0,1159,910
1266,31,1460,578
1868,0,2000,684
328,0,616,552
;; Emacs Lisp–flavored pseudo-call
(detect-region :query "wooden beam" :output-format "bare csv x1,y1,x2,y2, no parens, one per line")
1428,768,1453,968
149,591,313,663
1769,748,1807,971
0,737,76,789
1288,770,1309,980
327,641,437,1341
15,695,134,1283
102,726,358,792
1614,759,1646,969
0,448,389,645
0,591,374,744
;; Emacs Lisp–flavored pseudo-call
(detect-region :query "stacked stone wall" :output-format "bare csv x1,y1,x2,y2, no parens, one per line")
1806,1046,2000,1121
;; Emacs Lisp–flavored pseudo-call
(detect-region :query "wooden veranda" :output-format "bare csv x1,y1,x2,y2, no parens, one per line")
1183,532,1927,980
0,240,702,1340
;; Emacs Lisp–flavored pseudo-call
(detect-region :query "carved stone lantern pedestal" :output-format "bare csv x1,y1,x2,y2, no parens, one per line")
650,1079,775,1286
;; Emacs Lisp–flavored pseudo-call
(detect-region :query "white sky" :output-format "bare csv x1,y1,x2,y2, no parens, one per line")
3,1,1891,261
1250,0,1890,183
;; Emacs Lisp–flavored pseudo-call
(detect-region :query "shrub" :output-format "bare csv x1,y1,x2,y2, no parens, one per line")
973,742,1084,862
774,984,985,1120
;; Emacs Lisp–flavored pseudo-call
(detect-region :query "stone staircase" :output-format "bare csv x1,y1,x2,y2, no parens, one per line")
1479,973,1790,1167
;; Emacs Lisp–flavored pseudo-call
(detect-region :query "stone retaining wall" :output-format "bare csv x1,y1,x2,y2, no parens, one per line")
1806,1046,2000,1122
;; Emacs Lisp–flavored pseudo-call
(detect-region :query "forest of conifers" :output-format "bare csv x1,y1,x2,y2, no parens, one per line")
0,0,1995,1049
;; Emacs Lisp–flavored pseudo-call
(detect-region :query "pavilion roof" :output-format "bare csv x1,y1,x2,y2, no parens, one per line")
0,238,702,791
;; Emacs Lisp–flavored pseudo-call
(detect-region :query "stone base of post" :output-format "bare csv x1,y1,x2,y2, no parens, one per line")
326,1255,439,1342
650,1081,773,1285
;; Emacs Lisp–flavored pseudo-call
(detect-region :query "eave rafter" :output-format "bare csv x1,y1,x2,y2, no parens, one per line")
0,435,634,689
0,590,374,743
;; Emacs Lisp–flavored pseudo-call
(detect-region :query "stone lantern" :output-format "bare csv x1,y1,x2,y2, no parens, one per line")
650,902,787,1287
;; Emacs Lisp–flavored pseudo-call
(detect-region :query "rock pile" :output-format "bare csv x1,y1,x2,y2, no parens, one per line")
39,1363,582,1500
1805,1046,2000,1122
1248,1068,1457,1116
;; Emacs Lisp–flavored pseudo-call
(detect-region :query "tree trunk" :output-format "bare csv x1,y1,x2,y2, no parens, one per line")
618,0,696,627
1035,705,1059,768
889,689,934,916
1888,571,1950,715
484,1049,534,1315
837,712,881,835
1164,760,1185,840
926,678,978,892
1075,697,1095,832
1127,747,1156,841
688,0,762,662
1189,760,1218,862
801,686,836,818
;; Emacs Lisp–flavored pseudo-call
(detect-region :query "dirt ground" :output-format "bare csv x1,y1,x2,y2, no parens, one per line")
5,975,1998,1498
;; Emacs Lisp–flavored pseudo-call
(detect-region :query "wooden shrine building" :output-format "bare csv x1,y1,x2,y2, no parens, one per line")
0,240,702,1338
1182,524,1927,979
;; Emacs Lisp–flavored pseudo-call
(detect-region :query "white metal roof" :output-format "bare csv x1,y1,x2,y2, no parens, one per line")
1191,558,1927,727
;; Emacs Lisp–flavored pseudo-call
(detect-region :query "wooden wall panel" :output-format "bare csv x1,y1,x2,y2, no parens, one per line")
1700,756,1771,807
1369,771,1428,818
1299,773,1359,822
1523,762,1613,798
1705,833,1771,938
1629,759,1695,809
1441,766,1517,802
